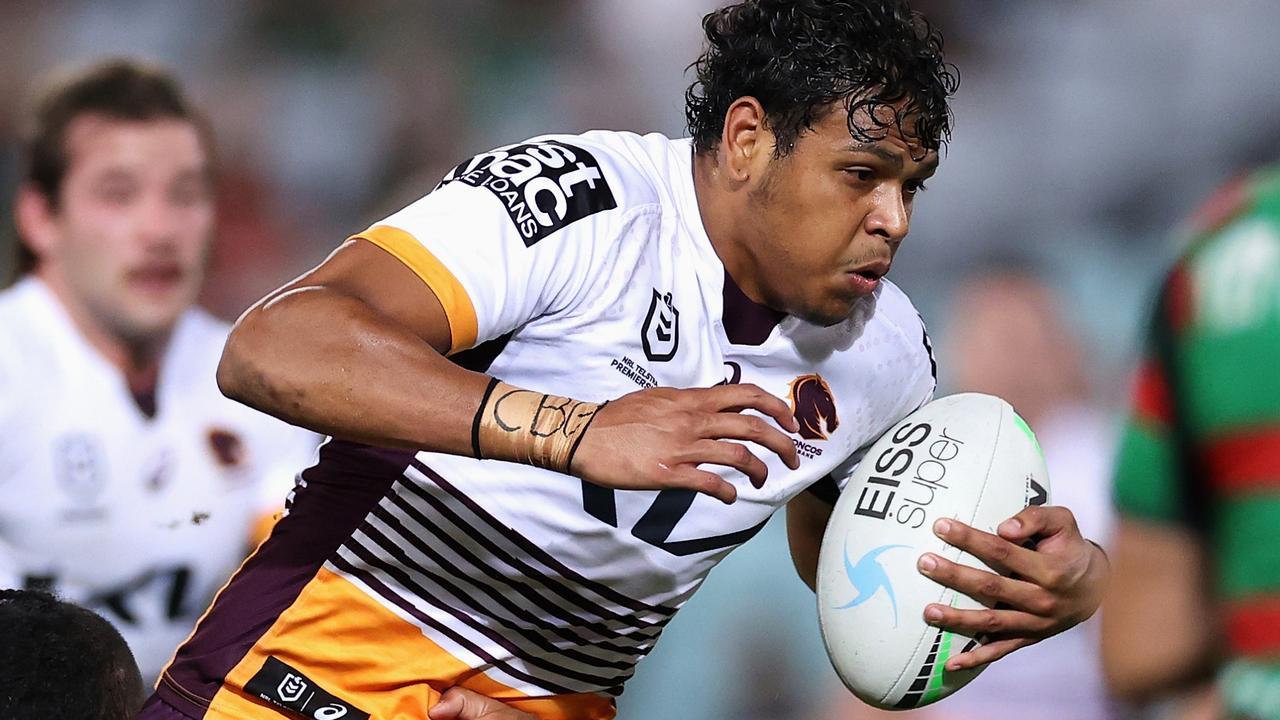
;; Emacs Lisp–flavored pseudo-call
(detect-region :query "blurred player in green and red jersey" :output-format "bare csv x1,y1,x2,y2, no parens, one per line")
1105,167,1280,719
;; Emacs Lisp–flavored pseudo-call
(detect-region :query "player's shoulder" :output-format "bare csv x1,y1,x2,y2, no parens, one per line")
1178,165,1280,263
175,305,232,342
1169,165,1280,332
435,129,681,223
811,279,934,391
166,307,316,439
538,129,684,206
1185,166,1280,240
0,283,28,398
0,278,68,373
863,279,936,390
166,307,233,378
0,276,50,332
869,279,931,347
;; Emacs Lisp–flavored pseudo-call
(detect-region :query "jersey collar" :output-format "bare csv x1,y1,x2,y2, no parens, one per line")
670,139,786,347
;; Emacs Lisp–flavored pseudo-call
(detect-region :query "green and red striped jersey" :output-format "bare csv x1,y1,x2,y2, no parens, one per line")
1114,166,1280,674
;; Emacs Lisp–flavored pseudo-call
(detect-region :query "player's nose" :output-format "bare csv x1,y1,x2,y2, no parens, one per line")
864,187,909,243
135,193,185,245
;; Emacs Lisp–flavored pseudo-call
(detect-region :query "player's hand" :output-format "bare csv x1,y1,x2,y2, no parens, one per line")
914,505,1109,671
571,383,801,503
428,687,537,720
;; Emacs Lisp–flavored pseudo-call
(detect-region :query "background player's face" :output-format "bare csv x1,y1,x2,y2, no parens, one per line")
24,115,213,344
747,105,937,325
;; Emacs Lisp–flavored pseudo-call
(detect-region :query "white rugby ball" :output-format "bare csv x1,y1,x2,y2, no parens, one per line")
815,393,1050,710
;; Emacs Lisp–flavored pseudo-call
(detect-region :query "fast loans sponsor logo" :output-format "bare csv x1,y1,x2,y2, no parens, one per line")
853,422,964,529
437,140,617,245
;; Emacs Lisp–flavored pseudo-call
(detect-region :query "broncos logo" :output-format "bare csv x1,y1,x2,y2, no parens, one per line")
789,374,839,440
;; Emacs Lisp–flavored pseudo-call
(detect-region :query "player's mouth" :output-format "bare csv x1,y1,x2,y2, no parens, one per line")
844,259,890,295
127,263,186,296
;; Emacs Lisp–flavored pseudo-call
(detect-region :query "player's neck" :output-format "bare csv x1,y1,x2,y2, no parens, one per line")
691,152,771,309
35,270,170,390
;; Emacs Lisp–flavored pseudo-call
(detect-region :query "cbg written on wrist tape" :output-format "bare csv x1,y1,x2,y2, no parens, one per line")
472,379,604,474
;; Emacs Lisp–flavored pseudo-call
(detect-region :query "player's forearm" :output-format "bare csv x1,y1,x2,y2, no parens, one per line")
1100,520,1219,701
218,285,489,452
786,490,833,592
1103,637,1218,702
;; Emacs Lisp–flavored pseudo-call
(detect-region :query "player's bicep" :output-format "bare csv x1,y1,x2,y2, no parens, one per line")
268,238,454,354
787,486,836,592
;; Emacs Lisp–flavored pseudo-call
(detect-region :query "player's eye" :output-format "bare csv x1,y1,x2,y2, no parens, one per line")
170,179,210,207
904,179,928,196
95,183,137,205
843,168,875,182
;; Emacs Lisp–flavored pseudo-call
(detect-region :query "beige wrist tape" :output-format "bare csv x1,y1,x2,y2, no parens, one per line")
471,378,604,474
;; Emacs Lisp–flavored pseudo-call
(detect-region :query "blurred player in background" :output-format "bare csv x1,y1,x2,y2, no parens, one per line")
0,588,146,720
143,2,1108,719
930,270,1117,719
1105,168,1280,719
828,269,1119,720
0,60,318,683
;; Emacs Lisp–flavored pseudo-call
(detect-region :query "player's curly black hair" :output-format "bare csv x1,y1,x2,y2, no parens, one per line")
0,589,144,720
685,0,958,157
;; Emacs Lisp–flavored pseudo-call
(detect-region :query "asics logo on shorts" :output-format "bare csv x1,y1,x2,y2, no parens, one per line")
245,656,370,720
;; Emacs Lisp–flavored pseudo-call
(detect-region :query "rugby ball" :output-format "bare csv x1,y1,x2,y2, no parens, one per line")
815,393,1050,710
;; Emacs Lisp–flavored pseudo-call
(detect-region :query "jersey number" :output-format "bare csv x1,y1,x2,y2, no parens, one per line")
579,482,766,557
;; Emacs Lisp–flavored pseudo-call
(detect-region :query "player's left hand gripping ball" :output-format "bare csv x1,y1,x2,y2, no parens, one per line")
917,505,1109,670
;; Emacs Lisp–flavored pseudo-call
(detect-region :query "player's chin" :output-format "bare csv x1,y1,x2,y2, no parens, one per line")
118,295,191,337
797,294,865,327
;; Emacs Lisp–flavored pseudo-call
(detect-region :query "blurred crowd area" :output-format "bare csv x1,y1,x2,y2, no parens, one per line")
3,1,1279,719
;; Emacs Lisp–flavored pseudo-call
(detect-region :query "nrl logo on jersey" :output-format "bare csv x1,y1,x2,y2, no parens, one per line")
436,140,617,245
642,289,680,362
246,656,370,720
55,433,106,506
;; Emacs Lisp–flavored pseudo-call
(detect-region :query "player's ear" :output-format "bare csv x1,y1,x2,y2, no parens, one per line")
14,184,60,259
720,96,771,182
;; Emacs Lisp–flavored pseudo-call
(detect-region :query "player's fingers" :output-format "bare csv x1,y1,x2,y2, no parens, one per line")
943,637,1034,672
996,505,1080,543
932,518,1040,577
700,384,799,433
427,688,468,720
922,602,1056,639
917,553,1054,614
698,413,800,470
672,467,738,504
684,439,769,489
429,687,537,720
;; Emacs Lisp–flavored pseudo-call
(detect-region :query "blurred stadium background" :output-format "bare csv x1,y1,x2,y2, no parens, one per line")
4,2,1280,718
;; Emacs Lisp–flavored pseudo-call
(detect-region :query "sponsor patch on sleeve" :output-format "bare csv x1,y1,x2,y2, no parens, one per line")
244,656,370,720
435,140,618,245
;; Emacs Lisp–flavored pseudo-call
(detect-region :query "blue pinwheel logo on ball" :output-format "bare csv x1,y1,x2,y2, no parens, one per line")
835,537,911,628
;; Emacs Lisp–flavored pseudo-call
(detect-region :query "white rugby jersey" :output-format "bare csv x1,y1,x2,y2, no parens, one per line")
344,131,937,696
153,131,936,720
0,277,319,682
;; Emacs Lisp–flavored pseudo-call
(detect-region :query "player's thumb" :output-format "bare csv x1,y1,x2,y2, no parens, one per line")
427,688,467,720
